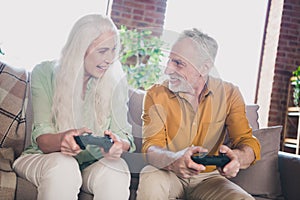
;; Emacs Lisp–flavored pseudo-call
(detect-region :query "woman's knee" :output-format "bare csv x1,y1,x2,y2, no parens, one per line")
99,157,130,174
82,158,130,195
42,153,82,185
95,158,130,183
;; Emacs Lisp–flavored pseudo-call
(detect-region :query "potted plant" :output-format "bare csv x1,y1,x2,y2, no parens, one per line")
291,66,300,107
119,25,167,90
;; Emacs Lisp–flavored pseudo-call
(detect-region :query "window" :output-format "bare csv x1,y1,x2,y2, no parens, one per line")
164,0,268,104
0,0,109,71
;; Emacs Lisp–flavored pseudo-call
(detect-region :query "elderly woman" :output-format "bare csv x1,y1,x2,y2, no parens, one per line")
13,14,135,200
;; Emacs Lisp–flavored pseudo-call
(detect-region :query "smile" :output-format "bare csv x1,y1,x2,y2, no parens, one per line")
169,76,181,84
96,65,108,70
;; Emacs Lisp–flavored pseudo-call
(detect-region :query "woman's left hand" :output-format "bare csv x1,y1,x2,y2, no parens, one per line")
102,130,130,159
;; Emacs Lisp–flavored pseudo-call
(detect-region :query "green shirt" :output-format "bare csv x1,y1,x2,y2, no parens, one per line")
24,60,135,168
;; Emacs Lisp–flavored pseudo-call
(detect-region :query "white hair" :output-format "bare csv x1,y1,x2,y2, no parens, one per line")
177,28,218,69
52,14,122,133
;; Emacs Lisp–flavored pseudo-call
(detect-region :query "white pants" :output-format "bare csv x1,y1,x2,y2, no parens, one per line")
13,152,130,200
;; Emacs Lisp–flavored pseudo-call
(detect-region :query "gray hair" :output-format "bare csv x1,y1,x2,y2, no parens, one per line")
177,28,218,68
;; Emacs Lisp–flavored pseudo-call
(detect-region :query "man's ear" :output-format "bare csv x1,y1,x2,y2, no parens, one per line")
200,60,213,76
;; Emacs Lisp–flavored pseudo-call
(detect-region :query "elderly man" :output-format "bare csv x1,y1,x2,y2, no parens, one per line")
136,29,261,200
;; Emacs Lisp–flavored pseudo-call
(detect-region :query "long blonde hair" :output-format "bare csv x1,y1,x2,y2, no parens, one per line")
52,14,122,133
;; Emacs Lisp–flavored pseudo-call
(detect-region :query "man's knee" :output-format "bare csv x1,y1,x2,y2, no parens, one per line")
139,165,168,186
137,165,174,199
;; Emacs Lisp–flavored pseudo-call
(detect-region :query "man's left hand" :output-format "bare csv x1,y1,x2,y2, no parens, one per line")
217,145,240,178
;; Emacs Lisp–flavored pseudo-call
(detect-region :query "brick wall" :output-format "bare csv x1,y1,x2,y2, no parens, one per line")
269,0,300,127
257,0,300,131
110,0,167,36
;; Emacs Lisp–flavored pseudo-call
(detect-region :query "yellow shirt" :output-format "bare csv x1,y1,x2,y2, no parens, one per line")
142,77,260,171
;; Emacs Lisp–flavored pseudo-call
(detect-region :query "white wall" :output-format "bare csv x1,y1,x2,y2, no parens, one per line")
0,0,268,104
0,0,108,70
164,0,268,104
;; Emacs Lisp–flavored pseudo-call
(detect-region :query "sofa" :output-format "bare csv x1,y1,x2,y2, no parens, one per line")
1,61,300,200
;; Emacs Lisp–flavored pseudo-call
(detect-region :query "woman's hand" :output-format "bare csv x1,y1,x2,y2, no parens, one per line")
102,130,130,159
60,127,92,156
36,127,91,155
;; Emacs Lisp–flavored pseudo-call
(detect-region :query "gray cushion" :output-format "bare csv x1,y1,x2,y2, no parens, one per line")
230,126,283,199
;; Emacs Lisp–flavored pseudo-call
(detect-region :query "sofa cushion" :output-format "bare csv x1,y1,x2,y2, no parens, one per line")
0,171,16,200
0,147,16,200
0,147,14,171
0,62,29,158
230,125,283,199
278,151,300,200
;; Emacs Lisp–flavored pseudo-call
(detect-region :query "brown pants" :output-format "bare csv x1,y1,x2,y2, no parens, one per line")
136,165,254,200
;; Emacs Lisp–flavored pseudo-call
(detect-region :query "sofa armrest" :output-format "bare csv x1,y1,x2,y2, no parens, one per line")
0,147,17,200
278,151,300,200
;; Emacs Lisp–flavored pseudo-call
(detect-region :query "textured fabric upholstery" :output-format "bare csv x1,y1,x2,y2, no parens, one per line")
0,62,29,157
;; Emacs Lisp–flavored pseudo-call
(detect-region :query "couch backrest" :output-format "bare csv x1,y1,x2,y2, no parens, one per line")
24,73,33,149
127,88,145,153
246,104,259,130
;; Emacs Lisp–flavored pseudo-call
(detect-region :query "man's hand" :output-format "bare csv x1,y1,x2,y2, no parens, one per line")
218,144,255,178
217,145,240,178
168,146,207,179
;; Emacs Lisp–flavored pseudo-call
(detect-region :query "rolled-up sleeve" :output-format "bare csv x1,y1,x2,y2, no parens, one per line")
30,61,56,143
225,85,261,163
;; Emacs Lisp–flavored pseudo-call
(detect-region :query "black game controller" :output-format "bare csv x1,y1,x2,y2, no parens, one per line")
74,134,113,152
191,153,230,167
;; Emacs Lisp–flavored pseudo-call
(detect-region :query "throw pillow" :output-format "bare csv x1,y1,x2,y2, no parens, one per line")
0,62,29,157
230,125,283,199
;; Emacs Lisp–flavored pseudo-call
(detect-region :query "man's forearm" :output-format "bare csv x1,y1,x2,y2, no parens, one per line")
146,146,182,170
233,144,255,169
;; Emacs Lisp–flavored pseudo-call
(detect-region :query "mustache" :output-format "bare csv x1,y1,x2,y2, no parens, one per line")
169,74,186,82
168,74,195,93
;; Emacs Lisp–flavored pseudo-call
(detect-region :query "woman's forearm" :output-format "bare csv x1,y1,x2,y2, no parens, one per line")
36,133,62,153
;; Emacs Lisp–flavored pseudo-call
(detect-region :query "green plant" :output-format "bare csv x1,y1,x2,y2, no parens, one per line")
292,66,300,106
0,47,5,55
119,25,166,90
